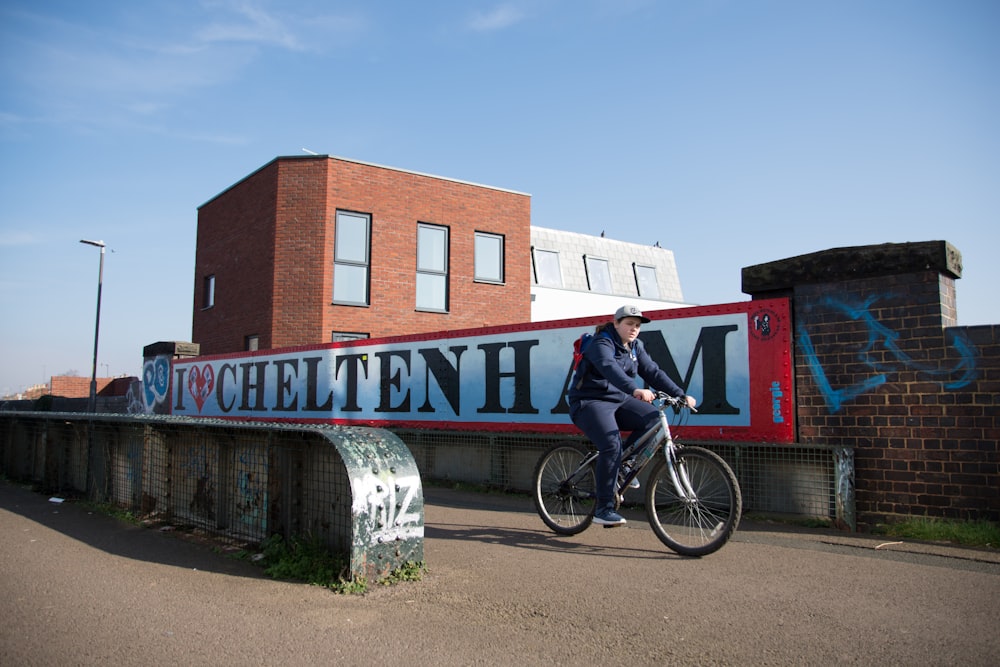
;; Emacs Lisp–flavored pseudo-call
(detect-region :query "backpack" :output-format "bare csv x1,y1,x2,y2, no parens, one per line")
572,329,611,373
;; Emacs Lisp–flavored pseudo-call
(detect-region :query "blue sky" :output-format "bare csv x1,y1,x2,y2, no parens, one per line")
1,0,997,396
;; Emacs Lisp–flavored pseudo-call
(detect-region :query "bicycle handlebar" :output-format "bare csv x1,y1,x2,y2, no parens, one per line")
655,392,698,413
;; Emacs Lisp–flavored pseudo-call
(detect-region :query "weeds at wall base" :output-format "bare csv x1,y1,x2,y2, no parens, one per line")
236,534,425,594
873,517,1000,550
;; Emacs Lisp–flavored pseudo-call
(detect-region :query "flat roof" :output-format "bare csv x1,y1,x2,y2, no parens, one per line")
199,154,531,209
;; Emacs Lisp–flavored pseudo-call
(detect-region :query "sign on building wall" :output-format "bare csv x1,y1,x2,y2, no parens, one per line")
166,298,794,442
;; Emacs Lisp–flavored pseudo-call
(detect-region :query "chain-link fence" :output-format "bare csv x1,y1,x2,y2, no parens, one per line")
1,413,854,541
394,428,853,527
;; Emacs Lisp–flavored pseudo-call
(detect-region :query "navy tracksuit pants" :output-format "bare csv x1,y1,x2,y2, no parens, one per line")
569,394,662,509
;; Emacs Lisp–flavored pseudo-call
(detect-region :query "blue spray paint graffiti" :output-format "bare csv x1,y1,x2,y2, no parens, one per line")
142,355,171,414
797,294,978,413
235,447,268,532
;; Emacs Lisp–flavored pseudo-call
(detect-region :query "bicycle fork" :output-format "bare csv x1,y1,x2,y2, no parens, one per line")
662,428,726,537
663,439,697,503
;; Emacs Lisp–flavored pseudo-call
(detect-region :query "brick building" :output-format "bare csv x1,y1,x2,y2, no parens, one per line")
193,155,532,354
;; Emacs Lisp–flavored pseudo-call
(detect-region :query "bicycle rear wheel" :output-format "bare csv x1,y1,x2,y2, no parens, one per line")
645,446,742,556
532,442,596,535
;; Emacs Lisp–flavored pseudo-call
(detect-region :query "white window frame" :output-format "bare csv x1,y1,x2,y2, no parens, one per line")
633,263,660,298
531,248,562,287
584,255,613,294
474,231,504,284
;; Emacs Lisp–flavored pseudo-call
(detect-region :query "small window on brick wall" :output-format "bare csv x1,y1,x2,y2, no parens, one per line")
474,232,504,283
332,331,369,343
333,210,371,306
245,335,259,351
416,222,449,312
203,274,215,309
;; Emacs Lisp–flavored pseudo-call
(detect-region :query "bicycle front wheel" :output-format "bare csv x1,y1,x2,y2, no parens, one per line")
532,442,597,535
645,446,742,557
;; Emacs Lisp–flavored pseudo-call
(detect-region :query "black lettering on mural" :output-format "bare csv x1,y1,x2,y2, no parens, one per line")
217,363,237,412
417,346,467,414
375,350,411,412
335,353,368,412
551,364,576,415
273,358,299,412
302,356,333,411
640,326,739,414
239,361,269,411
173,367,187,410
478,340,540,414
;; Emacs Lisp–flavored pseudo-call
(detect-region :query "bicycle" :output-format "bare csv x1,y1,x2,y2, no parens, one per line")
532,393,742,557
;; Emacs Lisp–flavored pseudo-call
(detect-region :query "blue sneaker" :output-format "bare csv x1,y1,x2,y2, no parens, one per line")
622,460,640,489
594,507,626,527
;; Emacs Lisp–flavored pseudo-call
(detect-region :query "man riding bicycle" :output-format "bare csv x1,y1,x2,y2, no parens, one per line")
567,304,696,526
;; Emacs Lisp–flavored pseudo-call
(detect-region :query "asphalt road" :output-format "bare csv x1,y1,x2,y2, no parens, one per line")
2,479,998,666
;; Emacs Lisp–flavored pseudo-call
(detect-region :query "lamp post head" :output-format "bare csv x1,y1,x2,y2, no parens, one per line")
80,239,106,248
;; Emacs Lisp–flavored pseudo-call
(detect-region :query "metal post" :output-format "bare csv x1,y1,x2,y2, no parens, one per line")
80,239,106,413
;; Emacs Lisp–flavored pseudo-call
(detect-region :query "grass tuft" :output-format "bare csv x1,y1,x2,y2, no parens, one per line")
874,517,1000,549
253,534,425,593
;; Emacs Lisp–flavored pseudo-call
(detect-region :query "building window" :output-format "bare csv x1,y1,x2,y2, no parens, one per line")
203,274,215,309
584,255,612,293
474,232,504,283
245,335,259,351
333,210,370,306
532,248,562,287
634,264,660,298
416,223,449,312
331,331,369,343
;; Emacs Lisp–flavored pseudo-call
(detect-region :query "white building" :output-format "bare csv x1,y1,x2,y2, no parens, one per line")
529,226,691,321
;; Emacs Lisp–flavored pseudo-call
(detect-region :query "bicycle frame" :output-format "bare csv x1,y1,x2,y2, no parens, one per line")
558,395,694,501
619,397,695,500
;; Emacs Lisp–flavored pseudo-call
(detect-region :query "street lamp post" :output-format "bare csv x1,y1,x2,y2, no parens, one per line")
80,239,106,413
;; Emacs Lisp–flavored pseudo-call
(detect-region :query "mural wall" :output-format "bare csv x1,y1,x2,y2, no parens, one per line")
152,299,796,443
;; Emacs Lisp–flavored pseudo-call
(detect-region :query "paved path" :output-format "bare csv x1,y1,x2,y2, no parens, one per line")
2,480,998,666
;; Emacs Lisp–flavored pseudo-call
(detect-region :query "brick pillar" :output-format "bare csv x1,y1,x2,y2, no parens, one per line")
141,341,201,415
742,241,999,527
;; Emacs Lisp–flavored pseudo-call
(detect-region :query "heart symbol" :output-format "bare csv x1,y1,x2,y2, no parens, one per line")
142,357,170,410
187,364,215,412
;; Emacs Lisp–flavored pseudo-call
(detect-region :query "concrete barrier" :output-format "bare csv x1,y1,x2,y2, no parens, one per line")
0,412,423,582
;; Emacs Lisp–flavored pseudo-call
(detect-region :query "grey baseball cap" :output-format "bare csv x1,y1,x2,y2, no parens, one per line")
614,304,651,323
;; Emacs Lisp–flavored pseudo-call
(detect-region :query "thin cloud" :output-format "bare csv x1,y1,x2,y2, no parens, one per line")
0,2,367,135
198,2,302,50
196,1,367,53
0,230,39,247
467,5,526,32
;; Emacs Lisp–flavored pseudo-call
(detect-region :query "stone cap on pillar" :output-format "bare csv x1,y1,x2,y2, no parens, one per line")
142,341,201,359
741,240,962,296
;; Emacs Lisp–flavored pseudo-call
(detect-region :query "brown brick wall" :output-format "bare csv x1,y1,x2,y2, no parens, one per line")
193,163,279,353
193,156,531,355
49,376,115,398
746,242,999,528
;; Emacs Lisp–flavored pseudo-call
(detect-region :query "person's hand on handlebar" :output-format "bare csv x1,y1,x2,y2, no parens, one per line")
633,388,657,403
635,390,698,409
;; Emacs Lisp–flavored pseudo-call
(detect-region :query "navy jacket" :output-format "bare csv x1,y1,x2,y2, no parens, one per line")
567,324,686,405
